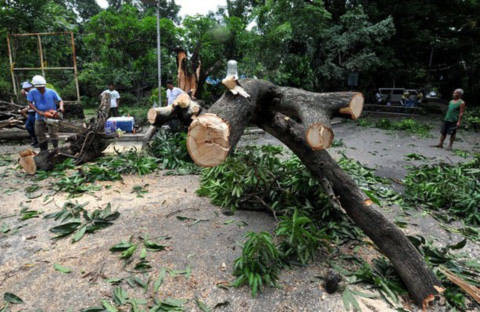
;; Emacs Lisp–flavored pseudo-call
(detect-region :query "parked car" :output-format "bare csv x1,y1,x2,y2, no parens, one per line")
378,88,405,104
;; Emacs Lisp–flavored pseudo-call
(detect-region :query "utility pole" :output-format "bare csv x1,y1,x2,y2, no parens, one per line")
156,0,162,106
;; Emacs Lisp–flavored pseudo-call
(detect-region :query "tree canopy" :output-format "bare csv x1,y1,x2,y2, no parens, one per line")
1,0,479,105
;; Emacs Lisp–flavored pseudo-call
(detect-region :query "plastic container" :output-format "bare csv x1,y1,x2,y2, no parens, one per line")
105,117,135,134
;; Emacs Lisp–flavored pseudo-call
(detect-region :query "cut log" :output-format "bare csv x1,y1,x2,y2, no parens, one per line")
147,97,203,128
143,125,158,142
148,106,175,125
18,149,36,174
187,113,230,167
188,78,441,307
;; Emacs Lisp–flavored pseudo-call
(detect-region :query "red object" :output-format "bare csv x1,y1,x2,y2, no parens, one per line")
43,110,59,119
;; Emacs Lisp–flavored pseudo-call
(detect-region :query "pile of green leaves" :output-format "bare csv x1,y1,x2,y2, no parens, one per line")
404,155,480,225
198,146,404,296
462,107,480,131
96,150,159,176
47,202,120,243
337,155,403,206
81,286,185,312
148,128,200,175
276,209,326,264
232,231,282,297
48,151,158,196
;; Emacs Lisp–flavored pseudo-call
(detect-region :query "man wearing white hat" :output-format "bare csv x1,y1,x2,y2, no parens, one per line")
27,75,64,152
19,81,38,147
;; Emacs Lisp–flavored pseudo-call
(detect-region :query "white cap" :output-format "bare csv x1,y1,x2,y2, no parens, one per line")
32,75,47,87
22,81,33,89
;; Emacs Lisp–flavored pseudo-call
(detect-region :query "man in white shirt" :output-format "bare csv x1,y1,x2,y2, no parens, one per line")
101,83,121,117
166,81,185,106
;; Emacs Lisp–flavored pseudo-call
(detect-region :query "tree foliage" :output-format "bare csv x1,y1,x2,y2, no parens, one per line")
1,0,479,106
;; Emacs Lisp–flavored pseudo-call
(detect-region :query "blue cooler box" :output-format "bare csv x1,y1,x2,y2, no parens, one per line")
105,117,135,134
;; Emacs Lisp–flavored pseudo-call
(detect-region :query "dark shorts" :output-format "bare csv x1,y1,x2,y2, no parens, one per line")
441,121,457,136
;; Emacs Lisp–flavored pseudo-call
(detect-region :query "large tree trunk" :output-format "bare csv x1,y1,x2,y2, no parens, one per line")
186,79,441,307
18,93,113,174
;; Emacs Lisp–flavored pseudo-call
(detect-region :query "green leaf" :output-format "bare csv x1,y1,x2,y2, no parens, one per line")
195,297,212,312
121,244,137,259
342,288,361,311
4,292,23,304
72,225,87,243
448,239,467,250
49,221,82,238
54,263,72,274
110,241,133,252
106,278,123,285
101,300,118,312
144,240,166,251
113,287,128,305
154,268,167,292
139,247,147,259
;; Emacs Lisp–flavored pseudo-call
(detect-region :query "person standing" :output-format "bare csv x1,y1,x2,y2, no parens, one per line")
166,81,185,106
433,88,466,150
27,75,64,152
101,83,121,117
19,81,38,147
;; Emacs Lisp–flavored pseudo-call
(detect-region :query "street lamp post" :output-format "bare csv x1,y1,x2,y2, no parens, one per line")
142,0,162,107
156,0,162,106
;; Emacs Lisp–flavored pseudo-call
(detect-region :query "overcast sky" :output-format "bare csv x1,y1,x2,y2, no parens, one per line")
95,0,227,17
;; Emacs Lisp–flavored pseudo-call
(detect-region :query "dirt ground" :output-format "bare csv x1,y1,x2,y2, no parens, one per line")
1,114,479,312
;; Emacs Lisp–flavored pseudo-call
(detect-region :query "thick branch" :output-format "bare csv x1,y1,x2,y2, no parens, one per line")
274,88,363,150
255,111,441,306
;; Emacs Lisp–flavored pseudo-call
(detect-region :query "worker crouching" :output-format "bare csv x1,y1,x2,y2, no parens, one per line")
27,75,64,152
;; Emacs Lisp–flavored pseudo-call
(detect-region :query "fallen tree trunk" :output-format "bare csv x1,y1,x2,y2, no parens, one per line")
256,112,441,307
187,78,441,307
19,93,113,174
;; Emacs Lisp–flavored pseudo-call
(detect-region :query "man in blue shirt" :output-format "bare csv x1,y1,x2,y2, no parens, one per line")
27,75,64,151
